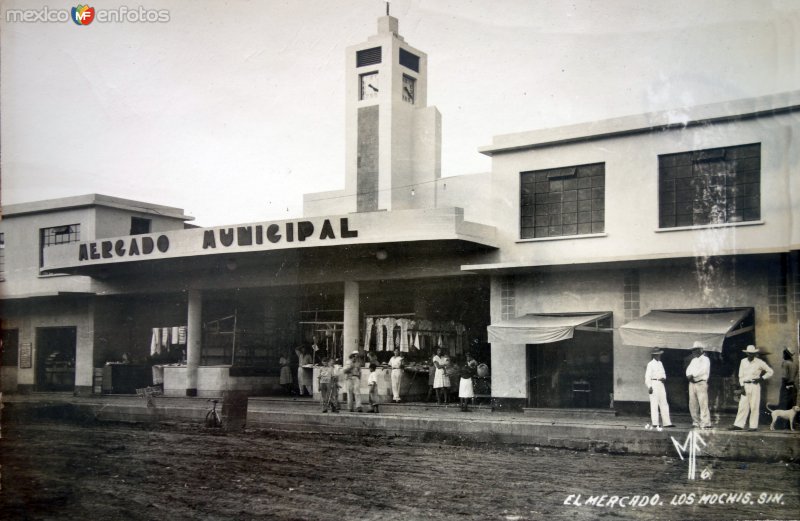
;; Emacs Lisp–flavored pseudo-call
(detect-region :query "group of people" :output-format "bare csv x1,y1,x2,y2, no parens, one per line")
285,346,481,414
646,341,797,431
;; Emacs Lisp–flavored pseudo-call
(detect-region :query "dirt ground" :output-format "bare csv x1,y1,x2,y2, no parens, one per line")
1,414,798,521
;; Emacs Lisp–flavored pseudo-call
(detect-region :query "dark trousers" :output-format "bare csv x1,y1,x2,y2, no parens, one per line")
320,382,339,411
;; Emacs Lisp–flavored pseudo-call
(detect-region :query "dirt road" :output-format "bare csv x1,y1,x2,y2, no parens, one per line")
1,417,798,521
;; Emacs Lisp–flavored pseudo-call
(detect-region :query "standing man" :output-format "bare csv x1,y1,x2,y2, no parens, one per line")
295,346,314,396
780,348,798,410
388,349,404,403
645,348,674,428
343,351,363,412
731,345,773,431
685,341,711,429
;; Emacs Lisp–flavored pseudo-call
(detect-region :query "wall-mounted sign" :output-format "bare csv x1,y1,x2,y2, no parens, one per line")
19,342,32,368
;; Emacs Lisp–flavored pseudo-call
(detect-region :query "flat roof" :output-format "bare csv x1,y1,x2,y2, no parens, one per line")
2,193,194,221
479,90,800,156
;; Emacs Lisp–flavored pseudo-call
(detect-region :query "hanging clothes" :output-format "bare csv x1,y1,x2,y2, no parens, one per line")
150,328,160,355
386,318,397,349
397,318,410,352
161,327,170,346
363,317,374,351
178,326,187,344
171,326,180,344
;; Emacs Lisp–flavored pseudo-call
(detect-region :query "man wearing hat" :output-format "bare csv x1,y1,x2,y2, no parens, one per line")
685,341,711,428
731,345,773,431
780,348,798,411
645,348,673,428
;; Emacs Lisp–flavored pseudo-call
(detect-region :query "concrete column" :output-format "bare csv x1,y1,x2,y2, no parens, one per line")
186,289,202,396
343,281,360,360
74,298,96,396
490,343,527,399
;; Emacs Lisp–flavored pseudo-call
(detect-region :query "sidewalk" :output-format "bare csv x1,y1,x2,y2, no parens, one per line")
3,393,799,462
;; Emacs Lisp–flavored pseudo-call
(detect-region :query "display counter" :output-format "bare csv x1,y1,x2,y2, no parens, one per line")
102,364,150,394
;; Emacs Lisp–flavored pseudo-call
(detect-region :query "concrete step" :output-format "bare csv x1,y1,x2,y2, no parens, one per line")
524,407,617,419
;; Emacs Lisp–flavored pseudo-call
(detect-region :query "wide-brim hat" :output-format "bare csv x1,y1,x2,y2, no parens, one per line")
742,345,760,354
349,352,358,358
691,341,705,350
651,348,664,355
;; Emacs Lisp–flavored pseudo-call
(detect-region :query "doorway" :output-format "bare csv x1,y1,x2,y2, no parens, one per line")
36,327,77,391
526,329,614,409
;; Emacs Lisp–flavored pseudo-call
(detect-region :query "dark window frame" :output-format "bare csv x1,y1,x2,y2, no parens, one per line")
40,224,80,268
658,143,761,228
520,162,605,239
399,48,419,72
130,217,152,235
356,46,382,67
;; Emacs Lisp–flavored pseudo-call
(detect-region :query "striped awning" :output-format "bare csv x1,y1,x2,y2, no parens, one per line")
619,309,752,352
488,312,611,345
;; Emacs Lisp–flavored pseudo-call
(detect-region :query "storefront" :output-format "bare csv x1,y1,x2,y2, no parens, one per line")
620,308,755,412
488,312,613,409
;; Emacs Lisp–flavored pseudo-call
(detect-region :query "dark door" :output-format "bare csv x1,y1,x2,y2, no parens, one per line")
36,327,77,391
527,330,614,409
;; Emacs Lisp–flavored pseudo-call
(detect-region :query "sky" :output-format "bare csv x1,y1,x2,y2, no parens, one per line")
2,0,798,226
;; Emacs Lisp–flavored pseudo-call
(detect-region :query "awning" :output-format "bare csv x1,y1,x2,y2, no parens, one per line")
619,309,752,352
487,312,611,345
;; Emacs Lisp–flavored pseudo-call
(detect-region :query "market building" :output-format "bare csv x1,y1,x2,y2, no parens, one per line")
1,14,798,417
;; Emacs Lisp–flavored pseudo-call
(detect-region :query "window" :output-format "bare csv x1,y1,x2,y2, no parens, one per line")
402,74,416,104
40,224,80,267
130,217,151,235
399,48,419,72
356,46,381,67
520,163,605,239
658,143,760,228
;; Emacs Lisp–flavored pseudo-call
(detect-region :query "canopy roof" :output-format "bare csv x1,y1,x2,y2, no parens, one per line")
619,309,752,352
487,312,611,345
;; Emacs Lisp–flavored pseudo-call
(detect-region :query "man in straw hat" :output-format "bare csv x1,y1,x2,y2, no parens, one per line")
685,341,711,428
730,345,773,431
645,348,674,428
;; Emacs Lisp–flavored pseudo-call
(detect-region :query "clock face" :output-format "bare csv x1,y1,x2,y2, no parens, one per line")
402,75,416,104
360,72,379,100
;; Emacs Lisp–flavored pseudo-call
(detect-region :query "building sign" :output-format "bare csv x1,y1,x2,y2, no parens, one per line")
19,342,32,368
201,218,358,249
41,208,496,271
79,235,170,261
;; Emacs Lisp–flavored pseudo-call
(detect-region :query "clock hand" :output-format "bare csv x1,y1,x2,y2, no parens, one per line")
369,84,378,92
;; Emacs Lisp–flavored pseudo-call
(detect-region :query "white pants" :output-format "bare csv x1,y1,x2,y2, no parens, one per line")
391,369,402,401
648,381,671,426
688,381,710,427
734,382,761,429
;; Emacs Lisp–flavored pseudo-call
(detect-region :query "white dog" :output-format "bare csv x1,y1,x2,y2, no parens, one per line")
766,404,800,431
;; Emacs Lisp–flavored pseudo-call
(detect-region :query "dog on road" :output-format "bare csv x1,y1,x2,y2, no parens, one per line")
766,404,800,431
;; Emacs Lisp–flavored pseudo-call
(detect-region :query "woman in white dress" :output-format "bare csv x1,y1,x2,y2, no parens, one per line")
458,355,477,412
432,347,450,405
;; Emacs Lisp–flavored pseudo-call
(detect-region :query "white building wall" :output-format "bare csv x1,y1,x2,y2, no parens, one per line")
485,111,799,267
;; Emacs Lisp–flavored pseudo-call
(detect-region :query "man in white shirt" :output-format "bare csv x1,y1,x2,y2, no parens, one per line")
645,348,673,428
731,345,774,431
388,349,404,402
685,341,711,428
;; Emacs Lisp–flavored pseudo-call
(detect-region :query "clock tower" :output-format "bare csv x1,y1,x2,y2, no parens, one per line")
344,13,441,212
